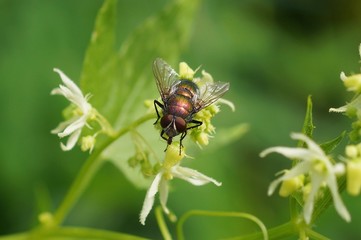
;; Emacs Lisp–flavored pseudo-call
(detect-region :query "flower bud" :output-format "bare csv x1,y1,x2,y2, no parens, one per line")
279,175,304,197
194,132,209,146
302,183,312,202
179,62,195,80
346,161,361,196
81,135,96,153
346,145,359,158
38,212,55,227
341,72,361,93
163,142,185,170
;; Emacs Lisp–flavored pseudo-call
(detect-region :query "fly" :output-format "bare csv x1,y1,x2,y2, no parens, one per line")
153,58,230,154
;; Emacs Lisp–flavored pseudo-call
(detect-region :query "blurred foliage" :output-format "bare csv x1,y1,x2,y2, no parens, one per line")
1,0,361,239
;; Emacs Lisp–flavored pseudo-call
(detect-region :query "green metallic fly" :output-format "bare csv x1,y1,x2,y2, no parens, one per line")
153,58,230,154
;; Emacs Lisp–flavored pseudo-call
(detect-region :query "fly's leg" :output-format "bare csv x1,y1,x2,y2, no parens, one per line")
179,131,187,155
186,119,203,130
160,129,168,141
160,129,171,152
153,100,164,125
178,120,202,155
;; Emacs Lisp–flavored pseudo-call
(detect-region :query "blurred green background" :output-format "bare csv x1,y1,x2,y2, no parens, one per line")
1,0,361,239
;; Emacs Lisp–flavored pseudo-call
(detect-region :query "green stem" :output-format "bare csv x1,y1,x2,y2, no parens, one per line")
35,226,148,240
289,196,299,221
53,113,154,225
226,219,329,240
53,145,103,225
0,223,151,240
305,229,330,240
155,206,172,240
231,221,296,240
0,232,28,240
176,210,268,240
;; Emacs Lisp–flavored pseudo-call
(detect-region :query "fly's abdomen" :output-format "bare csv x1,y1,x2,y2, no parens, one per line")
167,95,194,119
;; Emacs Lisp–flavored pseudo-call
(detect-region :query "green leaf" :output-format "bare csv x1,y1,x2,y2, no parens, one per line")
112,0,201,129
81,0,201,129
204,123,249,152
320,131,346,155
290,95,315,219
300,95,315,140
104,123,163,189
100,0,201,188
80,0,117,112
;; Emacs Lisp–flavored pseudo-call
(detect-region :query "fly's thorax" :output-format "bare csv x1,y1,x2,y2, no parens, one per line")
175,79,199,99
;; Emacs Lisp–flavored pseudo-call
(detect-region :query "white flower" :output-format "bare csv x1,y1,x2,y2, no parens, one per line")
260,133,350,224
51,68,93,151
139,143,221,225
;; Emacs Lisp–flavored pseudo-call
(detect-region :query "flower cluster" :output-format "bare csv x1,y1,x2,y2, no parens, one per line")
261,44,361,226
260,133,350,224
51,68,114,153
328,44,361,197
329,44,361,141
178,62,235,147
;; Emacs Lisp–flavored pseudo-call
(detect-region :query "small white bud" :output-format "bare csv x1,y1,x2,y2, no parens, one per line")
81,135,96,153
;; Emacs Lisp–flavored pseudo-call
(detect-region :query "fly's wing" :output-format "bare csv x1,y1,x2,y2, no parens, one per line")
153,58,180,101
195,81,230,111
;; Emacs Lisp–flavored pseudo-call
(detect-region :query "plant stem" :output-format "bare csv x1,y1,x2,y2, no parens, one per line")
305,228,330,240
176,210,268,240
0,232,28,240
34,226,148,240
53,113,154,225
289,196,299,221
231,221,296,240
155,206,172,240
53,145,104,225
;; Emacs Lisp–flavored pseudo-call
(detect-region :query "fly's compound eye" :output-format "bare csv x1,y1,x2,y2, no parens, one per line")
160,115,173,128
174,117,187,133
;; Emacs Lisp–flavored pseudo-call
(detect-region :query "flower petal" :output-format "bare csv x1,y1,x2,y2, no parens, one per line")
52,86,81,108
50,87,65,96
53,68,84,98
325,174,351,222
159,177,170,214
56,85,90,111
290,133,325,157
58,116,87,138
53,69,92,112
260,147,314,161
268,178,283,196
139,173,162,225
51,118,76,134
340,72,347,81
171,166,222,186
329,106,347,113
217,98,235,112
303,173,323,224
60,129,81,151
